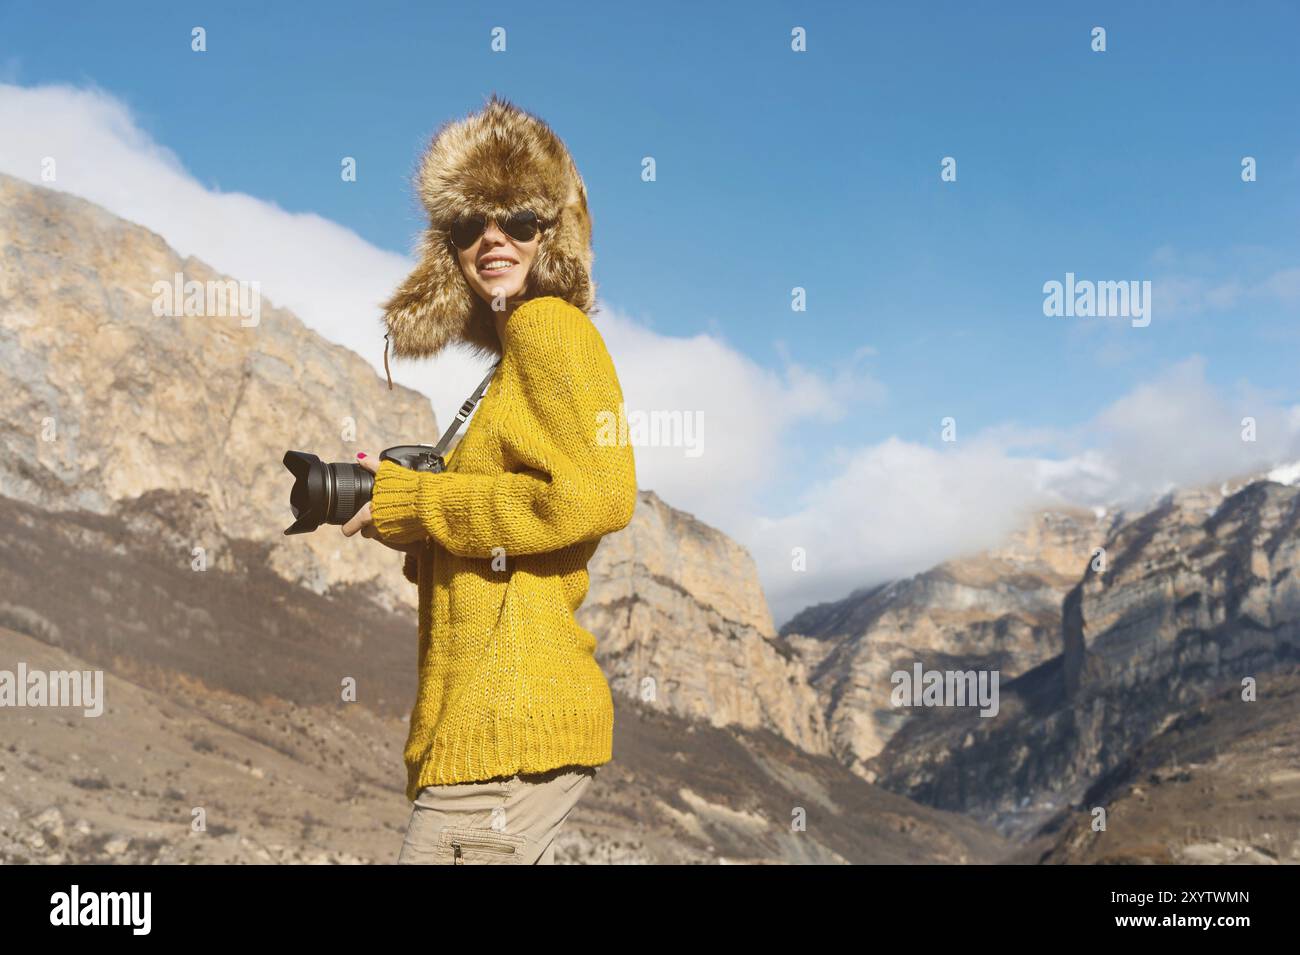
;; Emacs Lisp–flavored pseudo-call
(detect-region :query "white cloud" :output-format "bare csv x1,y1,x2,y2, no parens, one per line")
1265,267,1300,303
1080,356,1289,496
1154,267,1300,320
755,435,1053,624
758,357,1300,625
592,303,881,530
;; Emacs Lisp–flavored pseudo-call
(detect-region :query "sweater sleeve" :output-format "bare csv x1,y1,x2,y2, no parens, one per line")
368,298,638,558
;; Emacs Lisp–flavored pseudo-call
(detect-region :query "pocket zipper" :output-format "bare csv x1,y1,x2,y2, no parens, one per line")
450,837,518,864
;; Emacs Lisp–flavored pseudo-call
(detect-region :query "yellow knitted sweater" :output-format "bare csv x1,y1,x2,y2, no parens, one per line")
369,295,637,799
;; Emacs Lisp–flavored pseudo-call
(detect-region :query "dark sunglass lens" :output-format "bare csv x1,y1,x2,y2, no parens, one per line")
450,215,486,249
503,210,539,242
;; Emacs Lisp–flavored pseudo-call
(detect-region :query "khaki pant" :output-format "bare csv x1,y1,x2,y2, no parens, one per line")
397,764,596,865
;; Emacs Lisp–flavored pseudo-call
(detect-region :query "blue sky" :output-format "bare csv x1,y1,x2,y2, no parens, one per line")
3,1,1299,623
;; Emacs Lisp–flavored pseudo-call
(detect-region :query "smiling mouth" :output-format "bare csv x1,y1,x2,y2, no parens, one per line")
478,258,517,274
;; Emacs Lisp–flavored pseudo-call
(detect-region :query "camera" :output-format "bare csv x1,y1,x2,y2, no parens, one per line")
282,358,500,536
281,445,445,535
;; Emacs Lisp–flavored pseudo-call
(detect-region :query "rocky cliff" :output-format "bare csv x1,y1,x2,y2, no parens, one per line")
584,489,828,755
0,172,437,614
871,480,1300,839
778,508,1110,778
1008,664,1300,864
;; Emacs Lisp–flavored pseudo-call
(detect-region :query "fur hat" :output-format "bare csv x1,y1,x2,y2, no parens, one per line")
381,93,596,374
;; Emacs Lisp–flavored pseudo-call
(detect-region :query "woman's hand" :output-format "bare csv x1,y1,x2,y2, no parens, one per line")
342,452,426,554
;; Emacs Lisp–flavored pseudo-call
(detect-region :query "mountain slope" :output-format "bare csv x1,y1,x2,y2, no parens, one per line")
0,172,437,613
777,508,1108,778
1009,666,1300,864
870,481,1300,839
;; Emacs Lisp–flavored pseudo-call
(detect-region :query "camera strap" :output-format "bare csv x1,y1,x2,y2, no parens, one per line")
429,360,502,461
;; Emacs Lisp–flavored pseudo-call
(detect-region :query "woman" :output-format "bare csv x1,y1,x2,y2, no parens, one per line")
341,94,637,864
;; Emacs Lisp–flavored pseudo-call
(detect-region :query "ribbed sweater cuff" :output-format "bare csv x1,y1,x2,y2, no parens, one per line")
370,459,428,545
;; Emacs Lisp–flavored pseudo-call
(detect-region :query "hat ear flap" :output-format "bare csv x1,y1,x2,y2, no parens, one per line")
527,184,597,314
382,230,480,359
528,239,596,315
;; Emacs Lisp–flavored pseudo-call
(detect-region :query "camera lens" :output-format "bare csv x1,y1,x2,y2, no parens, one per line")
282,452,376,535
326,462,374,525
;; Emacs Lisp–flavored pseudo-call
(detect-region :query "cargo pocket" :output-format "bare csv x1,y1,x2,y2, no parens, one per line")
438,824,527,865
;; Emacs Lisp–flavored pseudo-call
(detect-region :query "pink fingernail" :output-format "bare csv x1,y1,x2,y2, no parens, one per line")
357,452,366,459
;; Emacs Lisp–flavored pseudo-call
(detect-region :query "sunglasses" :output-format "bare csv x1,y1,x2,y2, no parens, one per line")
448,209,546,250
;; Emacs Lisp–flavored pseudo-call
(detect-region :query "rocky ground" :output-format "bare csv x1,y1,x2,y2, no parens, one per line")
0,624,1010,864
